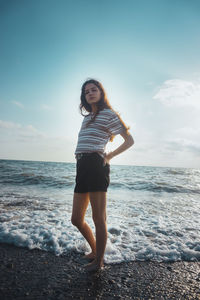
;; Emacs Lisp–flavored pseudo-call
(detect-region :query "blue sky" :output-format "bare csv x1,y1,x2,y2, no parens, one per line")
1,0,200,167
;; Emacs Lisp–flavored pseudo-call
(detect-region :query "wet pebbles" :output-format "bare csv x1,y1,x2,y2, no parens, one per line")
0,243,200,299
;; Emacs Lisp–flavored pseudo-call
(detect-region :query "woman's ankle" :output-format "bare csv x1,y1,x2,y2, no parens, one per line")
95,257,104,266
84,251,96,258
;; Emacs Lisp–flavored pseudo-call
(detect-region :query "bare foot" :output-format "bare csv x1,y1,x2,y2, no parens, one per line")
84,259,103,272
82,252,96,261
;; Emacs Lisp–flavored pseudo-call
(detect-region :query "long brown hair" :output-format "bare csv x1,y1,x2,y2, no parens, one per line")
80,79,111,116
79,79,130,140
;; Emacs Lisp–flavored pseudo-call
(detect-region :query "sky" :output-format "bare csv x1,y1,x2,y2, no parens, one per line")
0,0,200,168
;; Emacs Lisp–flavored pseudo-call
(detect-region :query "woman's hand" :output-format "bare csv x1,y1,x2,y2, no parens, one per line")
104,132,134,165
103,132,134,165
104,152,114,165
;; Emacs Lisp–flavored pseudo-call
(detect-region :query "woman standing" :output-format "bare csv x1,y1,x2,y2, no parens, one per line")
71,79,134,272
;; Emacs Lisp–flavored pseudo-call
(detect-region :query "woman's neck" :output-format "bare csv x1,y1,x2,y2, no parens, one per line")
91,104,97,113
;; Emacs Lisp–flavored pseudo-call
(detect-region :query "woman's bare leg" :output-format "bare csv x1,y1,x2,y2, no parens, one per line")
71,192,96,256
84,191,107,271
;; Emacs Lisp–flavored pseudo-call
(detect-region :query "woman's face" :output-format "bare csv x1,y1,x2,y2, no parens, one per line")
84,83,101,106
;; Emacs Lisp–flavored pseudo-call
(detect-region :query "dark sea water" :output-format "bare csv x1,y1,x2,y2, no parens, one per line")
0,159,200,263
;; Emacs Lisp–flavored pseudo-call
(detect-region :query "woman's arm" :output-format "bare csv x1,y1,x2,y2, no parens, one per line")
105,131,134,163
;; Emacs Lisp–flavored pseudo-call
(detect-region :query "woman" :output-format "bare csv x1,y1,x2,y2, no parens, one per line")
71,79,134,272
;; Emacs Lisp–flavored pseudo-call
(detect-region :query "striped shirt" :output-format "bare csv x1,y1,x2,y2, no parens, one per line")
75,108,125,157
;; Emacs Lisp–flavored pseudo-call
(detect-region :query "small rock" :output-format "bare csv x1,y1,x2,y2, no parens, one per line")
195,277,200,281
6,263,14,269
108,279,115,284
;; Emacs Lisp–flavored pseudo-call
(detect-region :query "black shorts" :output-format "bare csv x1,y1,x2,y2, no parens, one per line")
74,152,110,193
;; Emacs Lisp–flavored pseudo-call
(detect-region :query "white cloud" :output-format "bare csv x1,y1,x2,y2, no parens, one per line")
175,127,200,139
11,101,24,109
153,79,200,109
41,104,53,111
165,138,200,155
18,125,47,140
165,127,200,155
0,120,21,129
0,120,76,162
146,81,154,86
0,120,46,140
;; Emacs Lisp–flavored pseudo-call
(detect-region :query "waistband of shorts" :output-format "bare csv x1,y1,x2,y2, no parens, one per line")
75,152,104,161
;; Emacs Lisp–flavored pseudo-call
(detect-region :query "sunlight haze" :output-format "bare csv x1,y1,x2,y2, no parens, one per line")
1,0,200,168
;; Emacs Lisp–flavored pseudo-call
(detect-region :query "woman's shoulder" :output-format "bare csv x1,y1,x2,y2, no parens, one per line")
100,108,117,117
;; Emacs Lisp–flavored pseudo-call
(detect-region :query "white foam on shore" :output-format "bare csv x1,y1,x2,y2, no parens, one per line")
0,189,200,263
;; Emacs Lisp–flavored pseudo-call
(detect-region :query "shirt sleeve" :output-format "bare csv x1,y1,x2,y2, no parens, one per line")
107,110,125,136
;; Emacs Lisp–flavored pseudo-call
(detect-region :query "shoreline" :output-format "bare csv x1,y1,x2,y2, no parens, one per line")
0,243,200,299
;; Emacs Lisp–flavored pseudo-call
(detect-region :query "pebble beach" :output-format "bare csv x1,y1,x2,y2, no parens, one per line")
0,243,200,300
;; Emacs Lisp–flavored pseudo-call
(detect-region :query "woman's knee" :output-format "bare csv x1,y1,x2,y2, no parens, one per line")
92,215,106,227
71,215,83,228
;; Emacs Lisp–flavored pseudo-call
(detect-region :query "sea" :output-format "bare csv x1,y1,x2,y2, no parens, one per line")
0,159,200,264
